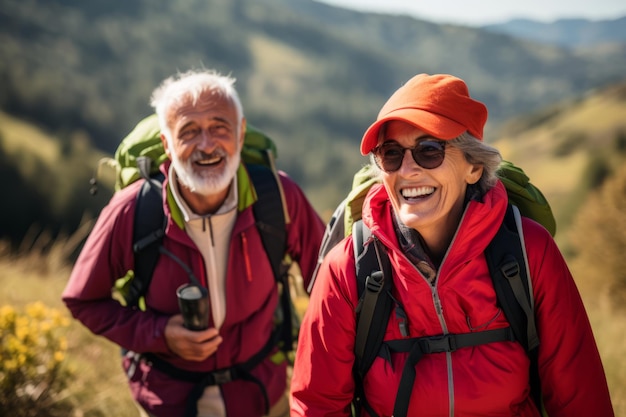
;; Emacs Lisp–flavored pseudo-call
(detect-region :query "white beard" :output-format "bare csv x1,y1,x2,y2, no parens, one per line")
171,147,241,196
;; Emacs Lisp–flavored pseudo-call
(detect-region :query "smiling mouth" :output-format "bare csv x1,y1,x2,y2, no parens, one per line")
401,186,435,199
195,155,223,167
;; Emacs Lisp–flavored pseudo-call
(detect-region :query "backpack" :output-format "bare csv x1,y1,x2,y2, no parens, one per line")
92,115,295,416
311,162,554,416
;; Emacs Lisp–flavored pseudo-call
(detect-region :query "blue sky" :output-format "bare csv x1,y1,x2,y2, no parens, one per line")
317,0,626,26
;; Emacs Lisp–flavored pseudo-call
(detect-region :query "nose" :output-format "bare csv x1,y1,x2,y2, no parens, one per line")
197,129,217,150
398,148,421,173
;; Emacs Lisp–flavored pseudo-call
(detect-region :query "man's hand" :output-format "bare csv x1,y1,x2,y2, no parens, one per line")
164,314,223,361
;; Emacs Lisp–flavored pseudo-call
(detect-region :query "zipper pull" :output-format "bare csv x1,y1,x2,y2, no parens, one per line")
395,303,409,338
433,292,443,315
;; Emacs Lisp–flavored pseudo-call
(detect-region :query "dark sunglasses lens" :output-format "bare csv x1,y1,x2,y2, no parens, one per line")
375,140,445,172
412,140,445,169
376,145,405,172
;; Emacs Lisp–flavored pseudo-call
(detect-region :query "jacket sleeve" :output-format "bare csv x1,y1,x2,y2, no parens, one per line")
279,172,325,288
290,237,358,417
61,188,171,354
524,219,614,416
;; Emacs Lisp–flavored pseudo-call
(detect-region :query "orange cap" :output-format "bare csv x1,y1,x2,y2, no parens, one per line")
360,74,488,155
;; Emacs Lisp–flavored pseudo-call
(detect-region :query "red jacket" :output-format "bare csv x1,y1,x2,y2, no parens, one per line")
291,181,613,417
63,161,325,417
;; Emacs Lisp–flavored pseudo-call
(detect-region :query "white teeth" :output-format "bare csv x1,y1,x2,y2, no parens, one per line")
197,156,221,165
402,186,434,198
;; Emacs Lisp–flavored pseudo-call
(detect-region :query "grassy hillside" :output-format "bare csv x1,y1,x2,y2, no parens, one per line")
493,80,626,249
2,0,626,245
0,111,113,250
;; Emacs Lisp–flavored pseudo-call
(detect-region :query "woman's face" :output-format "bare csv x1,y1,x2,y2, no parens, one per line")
378,121,483,242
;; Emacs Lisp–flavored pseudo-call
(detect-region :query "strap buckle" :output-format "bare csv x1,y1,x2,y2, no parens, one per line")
211,369,233,384
420,334,457,353
365,271,385,293
501,258,520,280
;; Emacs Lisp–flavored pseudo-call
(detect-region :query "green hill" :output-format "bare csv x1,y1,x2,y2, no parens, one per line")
493,80,626,247
1,0,626,244
0,111,112,250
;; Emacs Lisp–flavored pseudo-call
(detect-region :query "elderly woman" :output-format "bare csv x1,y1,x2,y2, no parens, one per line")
290,74,613,416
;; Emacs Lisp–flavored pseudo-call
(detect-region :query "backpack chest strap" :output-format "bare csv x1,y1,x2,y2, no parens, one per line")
382,326,515,357
383,326,515,417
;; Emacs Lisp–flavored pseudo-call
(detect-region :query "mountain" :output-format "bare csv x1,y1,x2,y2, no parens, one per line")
482,16,626,48
1,0,626,245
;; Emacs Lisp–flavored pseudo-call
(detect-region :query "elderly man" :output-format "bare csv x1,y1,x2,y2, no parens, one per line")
63,69,325,417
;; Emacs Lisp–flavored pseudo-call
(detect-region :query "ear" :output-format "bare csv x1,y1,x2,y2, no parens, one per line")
161,133,172,159
466,163,483,185
239,117,247,148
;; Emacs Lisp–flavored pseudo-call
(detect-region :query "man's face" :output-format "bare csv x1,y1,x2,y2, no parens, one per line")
162,91,245,197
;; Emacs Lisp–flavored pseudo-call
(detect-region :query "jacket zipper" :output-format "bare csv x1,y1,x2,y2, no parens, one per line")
241,233,253,282
432,205,471,417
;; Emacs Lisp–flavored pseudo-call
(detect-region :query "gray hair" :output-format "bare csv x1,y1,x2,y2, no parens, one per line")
150,69,244,140
369,131,502,195
450,132,502,194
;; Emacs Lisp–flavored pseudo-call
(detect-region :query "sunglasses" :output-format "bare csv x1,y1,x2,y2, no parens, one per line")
372,139,447,172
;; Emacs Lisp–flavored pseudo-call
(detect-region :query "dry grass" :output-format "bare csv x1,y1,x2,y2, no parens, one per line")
0,233,139,417
579,291,626,415
1,230,624,416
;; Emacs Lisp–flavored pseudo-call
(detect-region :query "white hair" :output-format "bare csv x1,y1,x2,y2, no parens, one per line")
150,69,244,140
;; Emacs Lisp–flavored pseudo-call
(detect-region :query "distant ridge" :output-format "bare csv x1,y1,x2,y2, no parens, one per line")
482,16,626,47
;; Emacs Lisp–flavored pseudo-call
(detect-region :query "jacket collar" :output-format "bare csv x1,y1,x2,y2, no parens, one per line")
161,160,258,230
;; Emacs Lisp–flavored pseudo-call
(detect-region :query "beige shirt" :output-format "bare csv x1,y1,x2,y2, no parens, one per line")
168,165,237,330
168,165,288,417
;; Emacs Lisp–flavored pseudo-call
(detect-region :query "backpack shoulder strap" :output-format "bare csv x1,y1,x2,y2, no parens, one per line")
485,204,538,350
485,204,541,409
352,220,394,416
128,157,166,309
245,163,292,352
245,163,287,279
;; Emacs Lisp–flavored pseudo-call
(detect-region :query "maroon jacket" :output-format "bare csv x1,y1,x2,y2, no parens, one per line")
63,161,325,416
291,181,613,417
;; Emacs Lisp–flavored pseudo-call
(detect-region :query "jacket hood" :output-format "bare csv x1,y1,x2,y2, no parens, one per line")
362,180,509,273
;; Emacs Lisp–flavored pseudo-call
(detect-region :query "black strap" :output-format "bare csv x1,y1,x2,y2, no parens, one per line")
352,221,394,416
128,157,165,307
486,204,541,409
246,164,287,281
389,327,516,417
142,324,281,417
354,234,392,377
246,164,292,354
